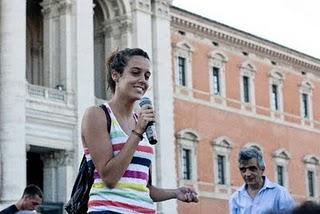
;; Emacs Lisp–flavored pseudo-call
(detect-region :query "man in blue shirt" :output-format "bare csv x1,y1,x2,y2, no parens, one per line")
229,147,295,214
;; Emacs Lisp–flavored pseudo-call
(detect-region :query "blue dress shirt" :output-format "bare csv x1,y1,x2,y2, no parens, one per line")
229,176,295,214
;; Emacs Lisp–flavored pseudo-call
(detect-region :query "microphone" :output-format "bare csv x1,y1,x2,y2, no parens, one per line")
139,97,158,145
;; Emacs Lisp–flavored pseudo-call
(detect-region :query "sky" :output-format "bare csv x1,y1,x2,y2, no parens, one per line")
172,0,320,59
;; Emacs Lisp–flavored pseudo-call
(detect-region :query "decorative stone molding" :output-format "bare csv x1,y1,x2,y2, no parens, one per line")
170,7,320,74
152,0,171,19
175,128,200,142
41,153,56,168
273,148,291,160
303,155,320,165
41,0,73,18
54,151,74,166
119,18,133,33
57,1,73,15
131,0,152,14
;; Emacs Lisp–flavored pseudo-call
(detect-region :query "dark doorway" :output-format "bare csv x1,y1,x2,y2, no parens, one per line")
27,152,43,190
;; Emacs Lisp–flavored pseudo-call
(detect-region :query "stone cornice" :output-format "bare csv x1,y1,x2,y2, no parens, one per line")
170,6,320,74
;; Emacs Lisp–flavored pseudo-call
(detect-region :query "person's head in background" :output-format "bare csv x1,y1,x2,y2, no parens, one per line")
238,147,265,188
16,184,43,211
106,48,151,101
291,200,320,214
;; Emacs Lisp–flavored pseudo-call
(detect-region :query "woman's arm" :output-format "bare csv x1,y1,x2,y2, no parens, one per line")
81,105,152,188
147,167,198,203
148,184,198,203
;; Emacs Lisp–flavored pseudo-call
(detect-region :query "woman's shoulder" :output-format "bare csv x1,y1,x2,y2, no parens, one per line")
82,105,107,125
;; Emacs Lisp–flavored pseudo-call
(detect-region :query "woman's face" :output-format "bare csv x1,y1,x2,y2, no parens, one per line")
114,55,151,100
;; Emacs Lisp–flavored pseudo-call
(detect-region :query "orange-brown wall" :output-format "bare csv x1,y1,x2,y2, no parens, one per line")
172,30,320,213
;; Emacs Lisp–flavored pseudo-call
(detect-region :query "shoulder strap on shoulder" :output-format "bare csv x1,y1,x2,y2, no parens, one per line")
99,104,111,133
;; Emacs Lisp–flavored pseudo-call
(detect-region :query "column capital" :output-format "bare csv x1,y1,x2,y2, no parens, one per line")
57,0,73,15
152,0,171,19
131,0,152,14
54,151,74,166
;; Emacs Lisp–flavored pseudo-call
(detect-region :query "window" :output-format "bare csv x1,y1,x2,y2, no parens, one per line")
240,62,256,107
299,81,313,121
217,155,226,184
302,93,309,118
212,137,233,187
271,84,279,111
182,148,191,180
269,71,284,118
174,42,193,89
176,129,199,183
273,149,290,188
308,170,315,197
303,155,319,198
178,57,186,86
277,165,284,186
243,76,250,103
208,52,227,98
212,67,220,95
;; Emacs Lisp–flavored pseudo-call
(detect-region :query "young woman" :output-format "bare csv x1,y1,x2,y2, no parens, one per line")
81,48,198,214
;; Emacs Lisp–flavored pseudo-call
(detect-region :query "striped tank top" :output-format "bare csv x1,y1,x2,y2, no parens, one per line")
87,103,156,214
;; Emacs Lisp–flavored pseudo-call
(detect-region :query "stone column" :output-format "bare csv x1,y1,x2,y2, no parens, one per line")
55,151,74,202
130,0,154,99
42,153,56,201
131,0,153,54
57,0,73,91
41,0,60,88
151,0,177,213
0,0,27,205
41,0,74,90
74,0,95,160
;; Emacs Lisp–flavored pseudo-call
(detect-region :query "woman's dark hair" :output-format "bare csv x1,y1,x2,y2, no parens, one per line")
106,48,150,94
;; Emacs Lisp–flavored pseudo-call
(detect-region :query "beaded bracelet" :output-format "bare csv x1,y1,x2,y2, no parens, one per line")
132,130,143,140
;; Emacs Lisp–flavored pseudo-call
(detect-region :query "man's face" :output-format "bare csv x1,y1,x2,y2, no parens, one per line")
22,195,42,211
239,158,264,186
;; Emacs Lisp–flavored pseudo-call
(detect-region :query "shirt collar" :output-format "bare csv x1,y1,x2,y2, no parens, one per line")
239,176,276,194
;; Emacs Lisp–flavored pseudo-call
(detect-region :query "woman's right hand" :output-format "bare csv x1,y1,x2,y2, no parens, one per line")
135,104,155,134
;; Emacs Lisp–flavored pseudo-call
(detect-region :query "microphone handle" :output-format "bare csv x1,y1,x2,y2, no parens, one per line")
145,124,157,145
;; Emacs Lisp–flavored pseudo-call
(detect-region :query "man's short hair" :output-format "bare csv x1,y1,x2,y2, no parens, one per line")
238,147,265,169
22,184,43,199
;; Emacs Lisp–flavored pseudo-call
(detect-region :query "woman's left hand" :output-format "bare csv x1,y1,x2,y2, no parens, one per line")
175,187,199,203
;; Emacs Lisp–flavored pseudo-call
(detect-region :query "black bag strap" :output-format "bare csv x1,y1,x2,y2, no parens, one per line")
99,104,111,133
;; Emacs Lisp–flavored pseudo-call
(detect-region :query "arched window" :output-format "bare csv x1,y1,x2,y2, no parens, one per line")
240,62,256,111
212,136,233,187
273,149,290,188
269,70,285,118
303,155,319,198
176,129,199,184
174,42,193,89
299,80,313,123
208,52,228,102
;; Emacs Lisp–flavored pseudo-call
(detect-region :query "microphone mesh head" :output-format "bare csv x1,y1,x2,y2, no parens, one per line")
139,97,152,107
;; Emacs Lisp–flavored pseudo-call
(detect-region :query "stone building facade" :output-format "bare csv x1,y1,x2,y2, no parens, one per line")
0,0,176,213
0,1,319,213
171,6,320,214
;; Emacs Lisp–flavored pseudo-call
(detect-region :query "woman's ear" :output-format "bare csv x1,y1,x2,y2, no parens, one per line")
111,70,119,82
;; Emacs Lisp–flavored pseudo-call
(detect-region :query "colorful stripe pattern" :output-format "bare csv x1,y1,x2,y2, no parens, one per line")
87,103,155,214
